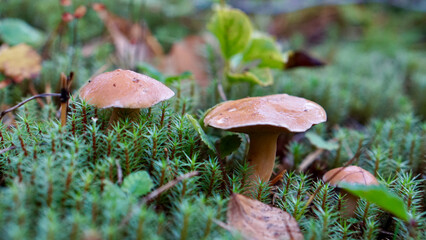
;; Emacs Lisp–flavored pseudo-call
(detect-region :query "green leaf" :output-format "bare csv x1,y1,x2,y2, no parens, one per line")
136,63,165,82
208,7,252,59
242,36,284,69
227,68,273,86
340,183,410,221
165,71,193,84
104,181,126,199
185,114,215,151
218,134,242,158
122,171,153,198
0,18,44,47
305,132,338,151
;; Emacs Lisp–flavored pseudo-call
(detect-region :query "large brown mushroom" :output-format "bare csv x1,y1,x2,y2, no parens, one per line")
204,94,326,183
323,165,379,217
80,69,174,126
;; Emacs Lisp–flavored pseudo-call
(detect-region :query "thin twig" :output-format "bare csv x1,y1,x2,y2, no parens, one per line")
213,219,234,232
118,171,199,228
143,171,199,203
0,93,61,120
60,72,73,127
298,149,324,172
60,73,68,127
0,146,16,155
269,169,287,186
217,81,228,101
115,159,123,185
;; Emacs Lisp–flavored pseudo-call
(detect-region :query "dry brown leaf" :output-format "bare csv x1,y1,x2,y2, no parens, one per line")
0,44,41,83
93,4,163,68
227,193,303,240
161,35,209,87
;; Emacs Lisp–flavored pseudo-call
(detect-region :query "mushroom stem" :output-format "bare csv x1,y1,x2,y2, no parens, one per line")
109,108,140,127
247,132,280,182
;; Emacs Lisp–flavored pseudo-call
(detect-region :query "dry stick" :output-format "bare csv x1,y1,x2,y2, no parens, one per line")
269,169,287,186
0,146,16,155
119,171,199,229
213,219,234,232
295,145,364,221
115,159,123,185
144,171,199,203
217,81,227,101
0,93,61,120
60,72,74,127
60,73,68,127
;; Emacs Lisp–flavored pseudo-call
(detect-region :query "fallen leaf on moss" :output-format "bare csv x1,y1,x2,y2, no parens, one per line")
161,35,209,87
93,3,163,68
0,44,41,83
227,194,303,240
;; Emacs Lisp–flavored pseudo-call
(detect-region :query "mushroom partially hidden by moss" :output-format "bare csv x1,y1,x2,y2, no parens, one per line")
204,94,326,183
323,166,379,217
80,69,174,126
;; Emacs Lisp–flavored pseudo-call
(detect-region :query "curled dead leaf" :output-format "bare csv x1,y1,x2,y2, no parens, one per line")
161,35,209,87
227,194,303,240
284,50,324,69
93,4,163,68
0,44,41,83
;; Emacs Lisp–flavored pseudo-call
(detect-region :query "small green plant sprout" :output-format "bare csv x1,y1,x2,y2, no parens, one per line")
207,5,323,100
323,166,379,218
79,69,174,127
0,18,45,47
204,94,326,185
121,171,154,198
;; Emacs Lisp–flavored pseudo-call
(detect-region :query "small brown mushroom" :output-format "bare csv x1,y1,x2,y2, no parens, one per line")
204,94,326,183
323,165,379,217
80,69,174,126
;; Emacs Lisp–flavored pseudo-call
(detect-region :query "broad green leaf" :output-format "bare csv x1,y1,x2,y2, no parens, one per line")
242,36,284,69
305,132,338,151
0,18,44,47
208,7,252,59
218,134,242,158
340,183,410,221
186,114,215,151
165,71,193,84
227,68,273,86
122,171,153,198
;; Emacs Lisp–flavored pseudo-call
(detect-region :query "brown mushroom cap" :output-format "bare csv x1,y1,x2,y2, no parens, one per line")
204,94,326,133
323,166,379,186
80,69,174,109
